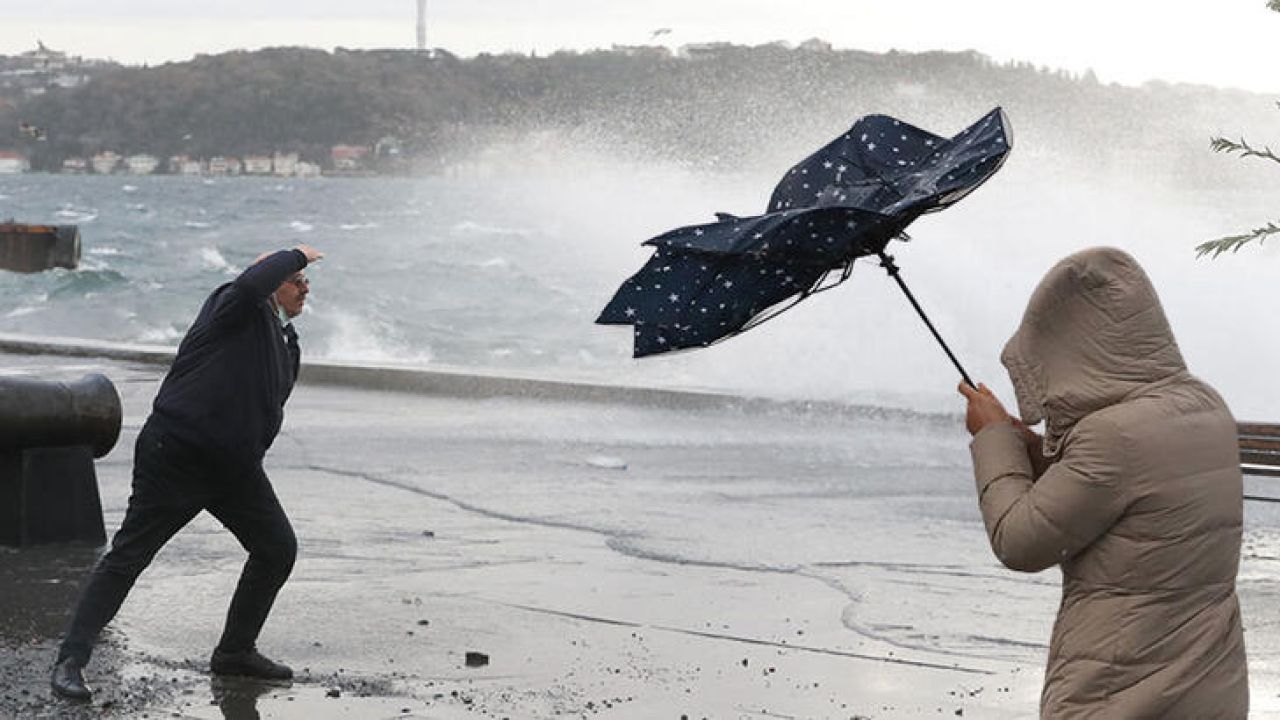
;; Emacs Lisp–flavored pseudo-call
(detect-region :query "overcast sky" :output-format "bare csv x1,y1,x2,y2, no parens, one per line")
2,1,1276,93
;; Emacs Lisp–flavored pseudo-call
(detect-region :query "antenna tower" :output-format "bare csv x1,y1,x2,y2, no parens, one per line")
416,0,427,51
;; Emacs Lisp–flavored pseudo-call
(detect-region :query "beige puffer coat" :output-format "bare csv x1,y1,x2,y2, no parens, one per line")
968,247,1248,718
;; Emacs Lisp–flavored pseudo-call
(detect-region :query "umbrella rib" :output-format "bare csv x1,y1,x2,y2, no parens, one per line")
735,264,852,334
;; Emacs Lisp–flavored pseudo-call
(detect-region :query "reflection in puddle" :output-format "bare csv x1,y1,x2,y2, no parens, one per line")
210,675,291,720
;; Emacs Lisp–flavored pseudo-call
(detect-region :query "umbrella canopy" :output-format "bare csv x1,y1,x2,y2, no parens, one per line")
597,107,1012,361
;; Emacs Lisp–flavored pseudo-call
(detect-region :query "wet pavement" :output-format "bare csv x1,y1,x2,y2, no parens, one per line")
3,351,1279,719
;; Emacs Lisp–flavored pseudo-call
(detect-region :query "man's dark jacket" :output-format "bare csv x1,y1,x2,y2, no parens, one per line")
151,249,307,467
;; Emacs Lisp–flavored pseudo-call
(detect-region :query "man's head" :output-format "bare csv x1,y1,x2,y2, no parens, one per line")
253,250,311,320
274,270,309,319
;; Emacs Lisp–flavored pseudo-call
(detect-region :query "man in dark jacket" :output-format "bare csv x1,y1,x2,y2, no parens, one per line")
51,245,324,701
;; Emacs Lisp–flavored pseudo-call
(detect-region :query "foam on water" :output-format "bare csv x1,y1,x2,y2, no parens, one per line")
198,246,234,273
314,307,436,366
0,144,1275,417
55,204,98,222
451,219,531,236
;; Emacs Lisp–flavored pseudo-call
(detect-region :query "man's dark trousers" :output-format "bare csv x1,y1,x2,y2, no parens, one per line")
57,418,297,666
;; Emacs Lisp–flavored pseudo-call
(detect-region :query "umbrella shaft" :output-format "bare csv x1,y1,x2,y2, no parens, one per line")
877,253,976,389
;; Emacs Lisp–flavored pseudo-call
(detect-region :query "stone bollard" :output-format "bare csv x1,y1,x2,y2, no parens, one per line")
0,222,81,272
0,374,121,546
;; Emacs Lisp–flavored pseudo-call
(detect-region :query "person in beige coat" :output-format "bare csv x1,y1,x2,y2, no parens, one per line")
958,246,1248,718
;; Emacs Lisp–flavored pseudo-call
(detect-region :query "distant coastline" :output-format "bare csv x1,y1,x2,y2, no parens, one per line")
2,42,1275,184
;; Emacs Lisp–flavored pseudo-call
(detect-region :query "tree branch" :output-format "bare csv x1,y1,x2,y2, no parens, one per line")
1196,221,1280,258
1210,136,1280,166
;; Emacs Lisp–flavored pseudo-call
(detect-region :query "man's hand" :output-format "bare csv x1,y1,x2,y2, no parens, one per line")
958,382,1013,437
293,244,325,264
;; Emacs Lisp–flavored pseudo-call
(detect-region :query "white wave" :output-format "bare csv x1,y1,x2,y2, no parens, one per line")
121,184,138,193
198,246,235,273
289,220,314,233
88,246,122,256
137,326,184,343
127,203,148,212
317,309,434,366
55,205,98,222
584,455,627,470
452,220,528,236
479,257,510,269
339,222,380,230
5,306,42,318
184,220,214,229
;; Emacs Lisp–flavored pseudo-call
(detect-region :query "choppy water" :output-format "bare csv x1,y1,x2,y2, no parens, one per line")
1,147,1276,418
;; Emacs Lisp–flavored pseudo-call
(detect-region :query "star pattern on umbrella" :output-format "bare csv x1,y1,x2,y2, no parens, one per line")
599,108,1011,358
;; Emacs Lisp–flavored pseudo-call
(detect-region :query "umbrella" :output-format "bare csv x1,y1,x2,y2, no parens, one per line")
596,107,1012,386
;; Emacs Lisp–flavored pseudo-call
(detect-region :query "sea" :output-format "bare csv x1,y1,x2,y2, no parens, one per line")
1,146,1275,418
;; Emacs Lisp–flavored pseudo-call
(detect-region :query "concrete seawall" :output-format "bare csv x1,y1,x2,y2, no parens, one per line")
0,332,956,425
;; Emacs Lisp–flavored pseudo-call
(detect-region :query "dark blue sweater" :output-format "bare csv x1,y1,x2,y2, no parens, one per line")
151,249,307,467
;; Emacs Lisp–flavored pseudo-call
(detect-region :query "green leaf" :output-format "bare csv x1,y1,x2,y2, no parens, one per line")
1196,221,1280,258
1209,135,1280,165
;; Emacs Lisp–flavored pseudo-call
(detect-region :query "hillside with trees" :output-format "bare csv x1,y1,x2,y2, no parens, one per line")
0,43,1273,185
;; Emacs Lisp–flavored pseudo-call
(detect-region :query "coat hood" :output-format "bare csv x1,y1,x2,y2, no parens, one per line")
1000,247,1186,455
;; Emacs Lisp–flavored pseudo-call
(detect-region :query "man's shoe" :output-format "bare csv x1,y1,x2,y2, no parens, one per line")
209,647,293,680
51,658,92,701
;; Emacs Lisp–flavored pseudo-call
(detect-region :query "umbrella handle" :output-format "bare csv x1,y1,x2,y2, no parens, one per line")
877,253,976,389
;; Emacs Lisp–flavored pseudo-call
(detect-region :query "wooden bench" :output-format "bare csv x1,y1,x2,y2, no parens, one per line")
1239,423,1280,504
1238,422,1280,478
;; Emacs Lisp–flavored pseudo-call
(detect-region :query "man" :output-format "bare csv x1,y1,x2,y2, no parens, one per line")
51,245,324,701
959,247,1247,718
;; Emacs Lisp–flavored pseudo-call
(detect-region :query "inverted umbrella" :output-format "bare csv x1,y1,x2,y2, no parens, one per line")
596,107,1012,386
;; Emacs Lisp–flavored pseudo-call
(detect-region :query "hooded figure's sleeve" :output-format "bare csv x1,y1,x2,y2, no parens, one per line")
969,414,1126,572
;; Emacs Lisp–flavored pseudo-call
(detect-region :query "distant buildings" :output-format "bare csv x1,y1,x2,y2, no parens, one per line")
89,151,120,175
169,156,203,175
271,152,298,176
0,41,106,104
1,145,389,177
124,154,160,175
0,151,29,174
797,38,833,53
295,161,322,178
242,155,272,175
0,145,379,177
676,42,737,60
330,145,369,173
609,45,673,59
207,156,241,176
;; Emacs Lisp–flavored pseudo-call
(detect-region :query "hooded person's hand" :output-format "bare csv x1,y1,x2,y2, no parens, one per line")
958,382,1013,437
